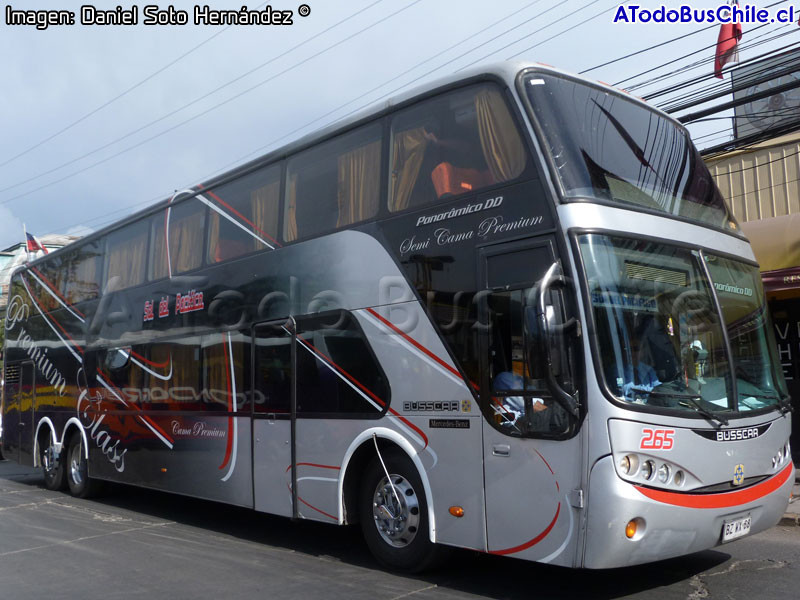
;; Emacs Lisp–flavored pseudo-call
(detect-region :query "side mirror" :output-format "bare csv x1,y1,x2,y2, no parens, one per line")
536,262,580,418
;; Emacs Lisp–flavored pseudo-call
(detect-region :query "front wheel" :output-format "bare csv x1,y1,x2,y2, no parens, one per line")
40,433,66,491
358,449,447,572
65,434,102,498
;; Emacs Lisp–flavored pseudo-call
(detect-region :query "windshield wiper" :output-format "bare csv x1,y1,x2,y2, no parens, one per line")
681,395,729,428
645,390,729,427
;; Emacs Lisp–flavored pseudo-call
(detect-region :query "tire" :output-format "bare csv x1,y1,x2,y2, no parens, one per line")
358,449,448,572
65,434,102,498
40,432,66,491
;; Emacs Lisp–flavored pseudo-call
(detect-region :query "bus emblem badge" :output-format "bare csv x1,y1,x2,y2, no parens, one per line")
732,464,745,486
461,399,472,413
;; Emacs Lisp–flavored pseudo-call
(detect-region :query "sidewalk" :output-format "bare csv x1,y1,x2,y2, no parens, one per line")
779,468,800,526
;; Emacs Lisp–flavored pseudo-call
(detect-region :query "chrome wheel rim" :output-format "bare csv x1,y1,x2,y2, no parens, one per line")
371,474,420,548
69,441,84,486
42,444,56,476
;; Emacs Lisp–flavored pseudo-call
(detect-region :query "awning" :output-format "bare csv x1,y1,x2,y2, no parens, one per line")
741,214,800,292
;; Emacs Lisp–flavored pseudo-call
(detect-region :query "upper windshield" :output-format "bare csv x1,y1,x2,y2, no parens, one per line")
578,234,785,417
524,72,739,233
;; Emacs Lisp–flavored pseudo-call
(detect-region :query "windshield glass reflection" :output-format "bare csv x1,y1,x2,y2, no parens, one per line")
525,72,738,233
578,234,772,417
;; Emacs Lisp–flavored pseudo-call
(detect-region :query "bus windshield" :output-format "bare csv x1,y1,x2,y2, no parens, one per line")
578,234,786,417
524,72,738,233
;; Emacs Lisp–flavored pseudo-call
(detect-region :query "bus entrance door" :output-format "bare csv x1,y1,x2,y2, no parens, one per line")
252,320,296,518
2,362,35,465
479,239,582,563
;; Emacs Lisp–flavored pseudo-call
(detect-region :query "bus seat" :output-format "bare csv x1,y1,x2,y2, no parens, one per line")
431,162,493,198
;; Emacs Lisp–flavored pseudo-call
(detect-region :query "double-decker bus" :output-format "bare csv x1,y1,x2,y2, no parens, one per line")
1,61,793,571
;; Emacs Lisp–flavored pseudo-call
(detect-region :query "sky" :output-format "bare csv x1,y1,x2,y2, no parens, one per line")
0,0,795,249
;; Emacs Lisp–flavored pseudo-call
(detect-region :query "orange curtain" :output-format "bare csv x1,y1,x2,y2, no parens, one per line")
285,174,298,242
107,229,147,290
252,179,281,246
389,128,428,212
207,209,222,263
337,139,381,227
475,88,526,183
170,203,206,273
151,214,169,280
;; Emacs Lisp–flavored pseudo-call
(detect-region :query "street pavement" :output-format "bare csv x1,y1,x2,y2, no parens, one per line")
1,459,799,600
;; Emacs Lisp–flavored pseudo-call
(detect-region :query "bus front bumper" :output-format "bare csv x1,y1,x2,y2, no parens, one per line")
583,456,793,568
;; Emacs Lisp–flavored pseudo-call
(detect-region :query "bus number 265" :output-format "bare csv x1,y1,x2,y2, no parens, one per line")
640,428,675,451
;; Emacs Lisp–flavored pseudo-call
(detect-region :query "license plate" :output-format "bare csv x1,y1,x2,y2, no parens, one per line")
721,515,751,543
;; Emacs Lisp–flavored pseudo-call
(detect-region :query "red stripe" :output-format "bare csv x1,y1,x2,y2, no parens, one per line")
129,349,170,369
198,184,282,248
286,462,341,473
297,335,385,408
365,307,478,391
219,334,234,470
31,267,85,318
635,462,794,509
489,503,561,555
296,333,429,449
286,483,338,521
96,369,174,444
23,275,84,355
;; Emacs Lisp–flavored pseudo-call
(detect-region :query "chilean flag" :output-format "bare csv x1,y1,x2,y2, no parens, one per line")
714,0,742,79
26,232,48,254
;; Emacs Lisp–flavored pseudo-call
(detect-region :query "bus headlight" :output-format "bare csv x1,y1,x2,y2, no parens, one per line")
641,460,655,480
657,463,671,483
619,454,638,475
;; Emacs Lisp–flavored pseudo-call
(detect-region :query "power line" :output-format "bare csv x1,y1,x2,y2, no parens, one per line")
34,0,586,240
0,0,420,204
0,8,244,170
0,0,391,197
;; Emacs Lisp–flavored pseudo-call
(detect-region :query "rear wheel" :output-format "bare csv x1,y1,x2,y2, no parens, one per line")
40,432,66,491
66,434,102,498
359,449,448,572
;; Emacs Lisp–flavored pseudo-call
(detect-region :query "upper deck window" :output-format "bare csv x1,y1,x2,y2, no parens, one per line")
388,84,527,212
105,220,149,291
206,163,282,263
524,72,738,232
285,123,382,242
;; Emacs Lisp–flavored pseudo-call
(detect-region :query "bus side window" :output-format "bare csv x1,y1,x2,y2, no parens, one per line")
63,241,102,304
104,220,149,292
284,123,382,242
253,327,292,415
202,333,248,411
206,163,282,264
389,84,527,212
168,199,207,275
294,311,389,416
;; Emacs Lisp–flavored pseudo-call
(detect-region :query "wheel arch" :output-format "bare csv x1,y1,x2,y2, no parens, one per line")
33,418,58,468
61,418,90,460
339,427,436,543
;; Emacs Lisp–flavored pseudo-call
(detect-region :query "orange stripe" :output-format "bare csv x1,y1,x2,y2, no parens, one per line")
635,462,794,509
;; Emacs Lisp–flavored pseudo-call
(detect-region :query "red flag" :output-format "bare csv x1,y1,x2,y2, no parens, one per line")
714,1,742,79
26,232,49,254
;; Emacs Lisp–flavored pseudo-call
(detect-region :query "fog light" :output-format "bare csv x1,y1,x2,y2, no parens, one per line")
673,470,685,486
625,520,637,539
